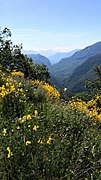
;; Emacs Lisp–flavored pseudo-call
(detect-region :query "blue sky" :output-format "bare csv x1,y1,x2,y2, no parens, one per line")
1,0,101,52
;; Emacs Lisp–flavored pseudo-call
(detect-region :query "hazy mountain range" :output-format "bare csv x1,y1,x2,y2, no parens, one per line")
50,41,101,92
24,41,101,93
22,49,79,64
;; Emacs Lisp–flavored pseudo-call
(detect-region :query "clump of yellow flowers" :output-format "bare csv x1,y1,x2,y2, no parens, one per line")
43,83,60,99
11,70,24,77
31,80,60,99
0,69,60,101
69,95,101,122
0,70,25,98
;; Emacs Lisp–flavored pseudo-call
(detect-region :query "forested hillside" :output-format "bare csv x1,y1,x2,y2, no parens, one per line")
64,53,101,93
50,41,101,88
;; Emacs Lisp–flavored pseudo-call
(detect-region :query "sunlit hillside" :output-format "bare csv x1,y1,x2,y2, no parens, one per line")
0,28,101,180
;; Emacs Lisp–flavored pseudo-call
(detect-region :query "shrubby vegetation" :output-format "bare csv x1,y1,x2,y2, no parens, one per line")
0,28,101,179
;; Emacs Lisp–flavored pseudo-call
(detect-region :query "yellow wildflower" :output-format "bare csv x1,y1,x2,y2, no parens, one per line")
26,141,31,145
31,79,41,86
26,114,32,120
37,140,44,144
17,126,20,130
47,136,52,145
6,82,9,87
18,82,22,87
7,147,13,158
33,125,39,131
34,110,38,117
28,125,31,128
10,85,15,93
3,128,7,136
17,88,24,93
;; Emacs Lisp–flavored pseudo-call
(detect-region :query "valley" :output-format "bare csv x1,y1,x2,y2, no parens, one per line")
25,41,101,94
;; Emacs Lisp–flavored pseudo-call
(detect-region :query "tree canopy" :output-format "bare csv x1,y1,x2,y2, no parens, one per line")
0,27,50,82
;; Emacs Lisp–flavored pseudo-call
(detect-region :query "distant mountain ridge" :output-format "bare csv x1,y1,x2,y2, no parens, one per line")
72,41,101,59
27,54,51,68
50,41,101,87
22,49,58,57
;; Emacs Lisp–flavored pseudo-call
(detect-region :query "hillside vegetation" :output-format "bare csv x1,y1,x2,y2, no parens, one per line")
65,53,101,93
0,28,101,180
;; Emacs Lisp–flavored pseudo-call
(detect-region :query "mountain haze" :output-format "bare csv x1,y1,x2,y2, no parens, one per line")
49,49,80,65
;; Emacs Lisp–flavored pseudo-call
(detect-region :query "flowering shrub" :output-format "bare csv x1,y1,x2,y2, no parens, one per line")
69,95,101,122
11,70,24,77
0,70,26,118
31,79,60,99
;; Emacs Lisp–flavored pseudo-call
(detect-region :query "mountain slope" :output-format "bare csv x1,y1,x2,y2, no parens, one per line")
50,41,101,86
49,49,79,64
65,53,101,92
27,54,51,68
